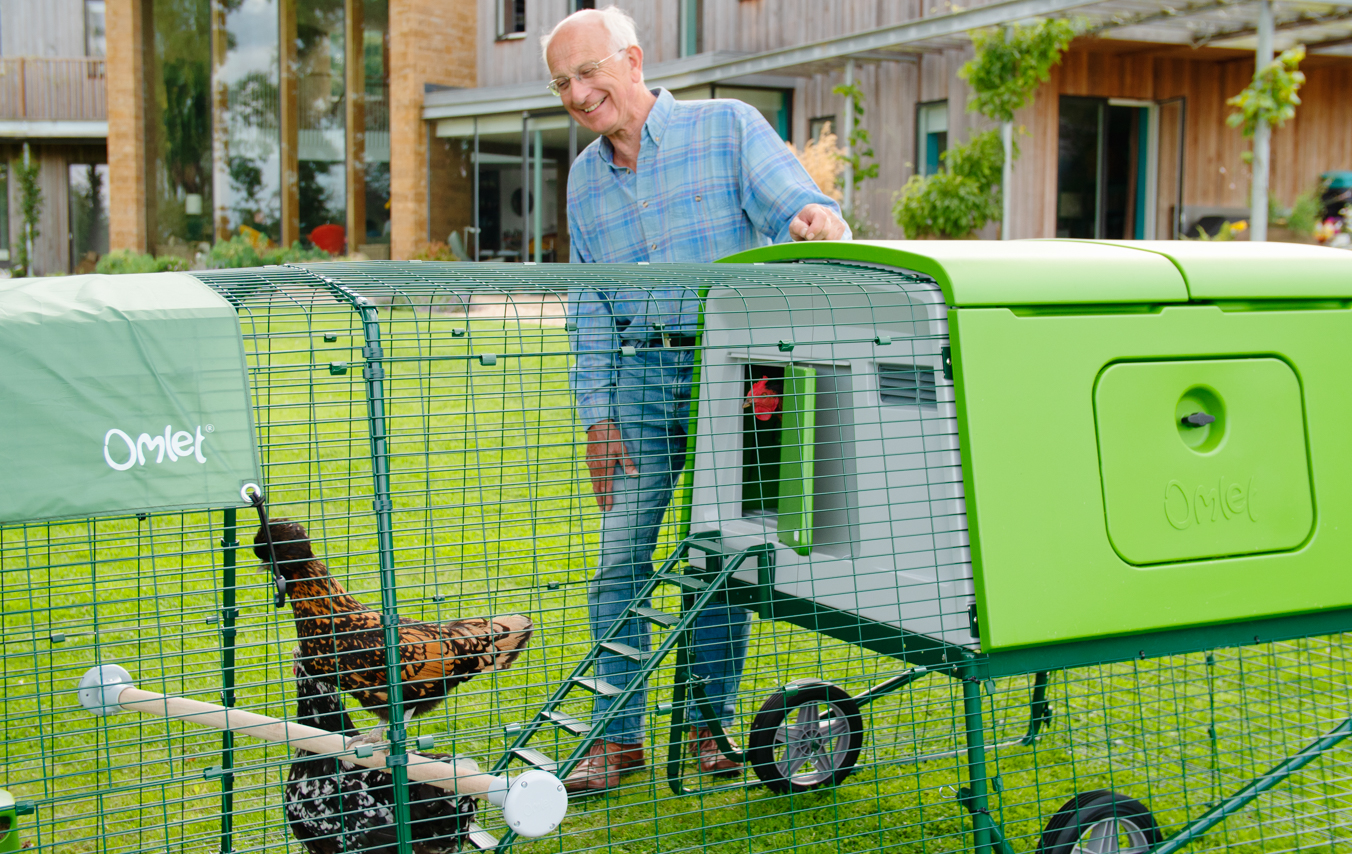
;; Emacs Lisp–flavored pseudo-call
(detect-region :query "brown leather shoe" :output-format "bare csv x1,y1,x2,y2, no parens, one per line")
693,727,743,777
562,740,644,794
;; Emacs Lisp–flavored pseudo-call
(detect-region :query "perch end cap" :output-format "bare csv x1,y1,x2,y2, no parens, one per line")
499,769,567,838
77,665,134,716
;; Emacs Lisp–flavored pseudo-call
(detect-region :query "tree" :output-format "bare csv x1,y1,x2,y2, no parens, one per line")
1226,45,1305,153
954,18,1078,238
830,81,879,191
960,19,1079,124
12,144,42,277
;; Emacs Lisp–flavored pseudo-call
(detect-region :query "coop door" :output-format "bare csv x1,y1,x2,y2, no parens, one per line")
741,364,817,556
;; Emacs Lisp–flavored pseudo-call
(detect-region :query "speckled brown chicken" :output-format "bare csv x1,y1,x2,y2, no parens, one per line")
255,519,533,732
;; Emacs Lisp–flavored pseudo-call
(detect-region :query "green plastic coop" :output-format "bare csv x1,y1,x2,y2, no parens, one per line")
697,239,1352,657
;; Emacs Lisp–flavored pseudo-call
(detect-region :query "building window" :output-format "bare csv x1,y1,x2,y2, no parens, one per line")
916,100,947,176
362,1,391,255
84,0,106,57
809,115,835,142
498,0,526,39
571,0,595,10
716,86,790,141
69,163,109,272
679,0,703,57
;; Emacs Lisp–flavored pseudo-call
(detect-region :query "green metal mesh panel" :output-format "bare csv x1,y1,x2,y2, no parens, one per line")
2,261,1350,854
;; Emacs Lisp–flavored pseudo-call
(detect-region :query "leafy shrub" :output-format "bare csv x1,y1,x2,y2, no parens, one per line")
261,241,331,265
205,236,262,269
95,249,190,275
1285,187,1322,237
204,236,328,269
412,241,458,262
786,121,843,203
893,130,1012,239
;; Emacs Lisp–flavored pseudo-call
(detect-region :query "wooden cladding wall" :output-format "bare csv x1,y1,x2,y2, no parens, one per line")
0,0,88,57
479,0,1006,88
1024,44,1352,237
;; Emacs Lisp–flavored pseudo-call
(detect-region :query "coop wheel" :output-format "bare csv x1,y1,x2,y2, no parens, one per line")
746,680,863,794
1036,789,1161,854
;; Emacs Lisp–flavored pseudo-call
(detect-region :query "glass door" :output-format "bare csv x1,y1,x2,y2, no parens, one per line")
1057,97,1179,239
1155,97,1185,239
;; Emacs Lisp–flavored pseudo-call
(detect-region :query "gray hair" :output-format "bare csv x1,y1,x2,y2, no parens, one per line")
540,6,640,68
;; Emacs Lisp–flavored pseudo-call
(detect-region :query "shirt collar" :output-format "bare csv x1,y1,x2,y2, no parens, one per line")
643,88,674,148
598,88,673,169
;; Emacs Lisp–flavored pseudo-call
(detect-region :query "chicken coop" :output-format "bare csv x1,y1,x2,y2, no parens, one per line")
4,241,1352,854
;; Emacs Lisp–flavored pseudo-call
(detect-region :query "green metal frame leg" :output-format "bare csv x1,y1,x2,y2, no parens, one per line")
1020,671,1053,746
959,673,1015,854
218,507,239,854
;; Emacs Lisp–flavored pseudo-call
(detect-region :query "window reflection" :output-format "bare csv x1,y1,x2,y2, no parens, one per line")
212,0,281,245
153,0,214,249
296,0,346,249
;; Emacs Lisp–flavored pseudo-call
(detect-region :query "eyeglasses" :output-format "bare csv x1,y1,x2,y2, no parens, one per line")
547,49,625,97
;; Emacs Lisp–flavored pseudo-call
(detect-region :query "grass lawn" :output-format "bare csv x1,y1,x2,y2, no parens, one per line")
3,296,1351,854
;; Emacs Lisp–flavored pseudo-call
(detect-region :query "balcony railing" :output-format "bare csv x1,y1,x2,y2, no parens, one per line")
0,57,107,122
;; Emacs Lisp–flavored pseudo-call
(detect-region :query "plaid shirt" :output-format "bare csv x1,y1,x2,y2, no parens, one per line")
567,88,847,428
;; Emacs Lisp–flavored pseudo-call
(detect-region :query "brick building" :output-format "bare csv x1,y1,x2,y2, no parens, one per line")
100,0,473,263
6,0,1352,269
427,0,1352,256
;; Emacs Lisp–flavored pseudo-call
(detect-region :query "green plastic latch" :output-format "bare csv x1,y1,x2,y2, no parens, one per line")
0,790,21,853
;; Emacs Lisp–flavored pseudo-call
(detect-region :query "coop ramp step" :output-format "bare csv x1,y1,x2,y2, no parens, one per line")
633,606,678,627
542,710,591,735
511,747,557,771
573,676,622,696
466,822,498,850
600,640,650,662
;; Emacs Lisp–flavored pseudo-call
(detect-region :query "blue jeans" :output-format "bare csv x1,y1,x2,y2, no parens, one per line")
588,346,751,744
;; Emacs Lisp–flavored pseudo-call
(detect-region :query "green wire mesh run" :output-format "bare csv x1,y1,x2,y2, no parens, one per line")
0,260,1349,854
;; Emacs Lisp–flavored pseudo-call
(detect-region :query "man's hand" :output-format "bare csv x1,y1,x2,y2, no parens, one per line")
585,419,637,513
789,203,848,242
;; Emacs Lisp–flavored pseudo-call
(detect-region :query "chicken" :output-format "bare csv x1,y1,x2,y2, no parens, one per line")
286,649,479,854
744,377,781,421
255,518,533,740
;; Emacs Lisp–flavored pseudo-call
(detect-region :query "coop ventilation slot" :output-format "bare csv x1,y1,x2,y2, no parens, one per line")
878,365,938,408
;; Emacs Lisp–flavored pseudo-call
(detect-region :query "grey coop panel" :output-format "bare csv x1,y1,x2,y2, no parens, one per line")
689,271,974,646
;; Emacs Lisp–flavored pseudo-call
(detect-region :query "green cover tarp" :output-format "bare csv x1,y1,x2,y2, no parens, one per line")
0,273,261,523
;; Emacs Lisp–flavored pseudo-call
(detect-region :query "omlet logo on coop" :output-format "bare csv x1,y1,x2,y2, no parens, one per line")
104,424,211,471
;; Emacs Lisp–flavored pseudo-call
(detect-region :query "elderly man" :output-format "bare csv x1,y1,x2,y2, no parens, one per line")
544,5,849,794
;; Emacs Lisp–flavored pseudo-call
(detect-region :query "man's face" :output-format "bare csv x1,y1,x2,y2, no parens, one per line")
546,21,644,137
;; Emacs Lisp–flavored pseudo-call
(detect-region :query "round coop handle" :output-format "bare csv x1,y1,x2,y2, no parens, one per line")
76,665,566,839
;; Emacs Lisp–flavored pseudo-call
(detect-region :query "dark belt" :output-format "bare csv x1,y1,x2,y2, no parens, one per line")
624,333,698,349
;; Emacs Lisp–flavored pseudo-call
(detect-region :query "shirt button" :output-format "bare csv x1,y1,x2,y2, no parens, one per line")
695,195,702,202
651,243,657,250
642,201,648,208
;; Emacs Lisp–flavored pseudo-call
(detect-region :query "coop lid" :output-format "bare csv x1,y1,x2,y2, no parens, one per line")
0,273,262,523
719,240,1189,306
1088,241,1352,300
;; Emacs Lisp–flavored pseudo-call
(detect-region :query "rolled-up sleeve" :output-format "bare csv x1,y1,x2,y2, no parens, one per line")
568,287,618,430
735,104,851,244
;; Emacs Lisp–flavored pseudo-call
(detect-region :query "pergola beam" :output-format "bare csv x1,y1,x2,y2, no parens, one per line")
1192,6,1352,45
